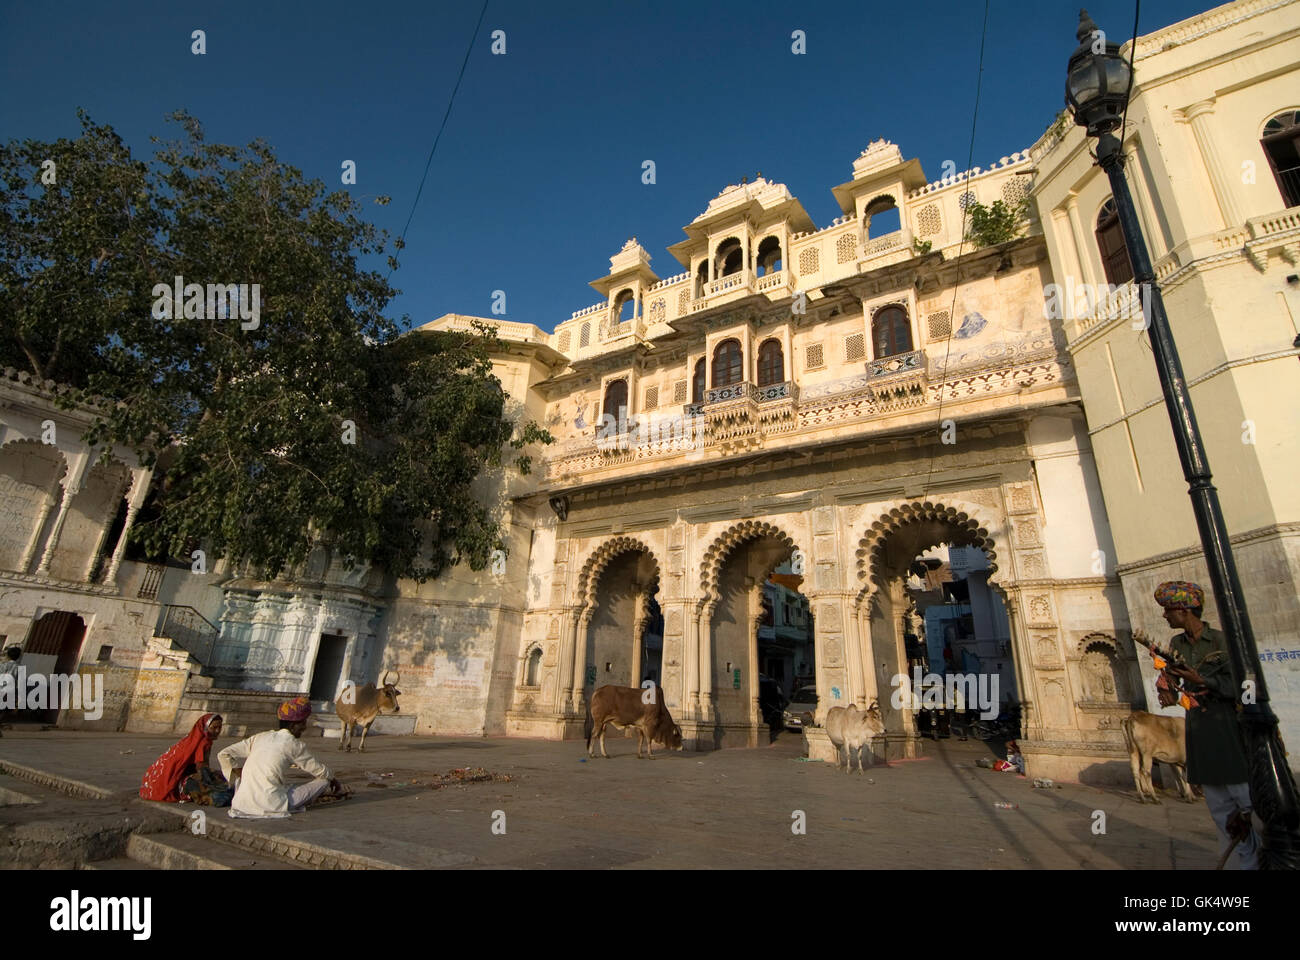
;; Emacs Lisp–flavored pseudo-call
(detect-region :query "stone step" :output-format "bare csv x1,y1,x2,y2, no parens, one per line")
80,857,159,871
126,831,307,871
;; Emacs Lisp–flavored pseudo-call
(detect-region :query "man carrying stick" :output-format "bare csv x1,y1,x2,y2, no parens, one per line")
1146,580,1260,869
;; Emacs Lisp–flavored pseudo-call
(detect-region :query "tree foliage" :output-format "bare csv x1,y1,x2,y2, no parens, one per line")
1,111,551,581
963,196,1030,249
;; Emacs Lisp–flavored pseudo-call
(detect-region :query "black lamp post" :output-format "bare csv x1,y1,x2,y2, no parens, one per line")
1065,9,1300,868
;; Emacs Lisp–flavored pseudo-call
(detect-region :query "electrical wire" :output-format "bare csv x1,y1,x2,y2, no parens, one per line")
922,0,990,496
388,0,491,279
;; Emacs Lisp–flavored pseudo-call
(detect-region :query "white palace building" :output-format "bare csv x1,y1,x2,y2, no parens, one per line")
1,0,1297,781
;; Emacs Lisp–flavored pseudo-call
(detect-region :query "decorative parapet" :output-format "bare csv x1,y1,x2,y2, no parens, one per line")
1245,206,1300,271
907,151,1031,199
1129,0,1287,62
865,349,928,410
571,301,608,321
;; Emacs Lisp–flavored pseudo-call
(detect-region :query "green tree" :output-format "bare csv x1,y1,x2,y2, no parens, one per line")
1,111,551,581
963,196,1030,249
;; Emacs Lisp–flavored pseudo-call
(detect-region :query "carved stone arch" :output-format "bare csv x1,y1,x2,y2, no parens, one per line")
574,535,663,618
854,499,1001,588
1076,631,1121,657
697,518,801,615
868,299,910,321
519,640,545,688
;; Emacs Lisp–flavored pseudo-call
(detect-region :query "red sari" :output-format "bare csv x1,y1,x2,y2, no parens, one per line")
139,714,220,801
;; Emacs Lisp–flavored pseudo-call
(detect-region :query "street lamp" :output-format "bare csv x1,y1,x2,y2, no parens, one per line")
1065,9,1300,868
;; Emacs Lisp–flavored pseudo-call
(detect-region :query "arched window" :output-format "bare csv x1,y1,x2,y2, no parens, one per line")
871,306,912,359
525,647,543,686
715,238,742,277
691,358,706,403
712,338,743,387
695,261,708,298
865,195,900,239
756,236,783,276
757,338,784,386
614,289,635,323
1095,198,1134,285
602,378,629,423
1262,110,1300,209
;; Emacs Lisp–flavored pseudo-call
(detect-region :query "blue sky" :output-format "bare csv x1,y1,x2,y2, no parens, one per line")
2,0,1214,333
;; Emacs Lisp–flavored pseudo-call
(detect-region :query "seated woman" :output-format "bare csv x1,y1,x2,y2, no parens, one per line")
139,713,233,806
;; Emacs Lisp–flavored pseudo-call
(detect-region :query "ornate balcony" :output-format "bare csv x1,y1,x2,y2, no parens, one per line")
865,349,928,410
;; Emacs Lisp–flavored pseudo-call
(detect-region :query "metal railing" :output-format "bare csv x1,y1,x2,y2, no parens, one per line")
157,604,219,665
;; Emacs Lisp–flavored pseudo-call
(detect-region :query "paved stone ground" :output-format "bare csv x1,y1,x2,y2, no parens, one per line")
0,726,1233,869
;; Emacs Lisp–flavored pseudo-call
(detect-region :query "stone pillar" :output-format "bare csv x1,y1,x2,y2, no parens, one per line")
682,601,700,717
19,487,58,573
557,608,578,710
570,611,591,713
1064,193,1098,288
697,602,714,720
36,480,81,576
1178,100,1243,230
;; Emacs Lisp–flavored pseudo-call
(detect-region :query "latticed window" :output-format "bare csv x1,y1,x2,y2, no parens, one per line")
558,329,571,352
644,385,659,410
649,298,666,323
673,379,687,404
1095,198,1133,285
692,359,706,403
1002,177,1029,206
579,323,590,348
757,339,784,386
805,343,824,369
845,333,865,362
927,310,952,340
872,306,912,359
712,338,743,388
958,191,977,210
916,203,941,237
602,378,628,421
798,247,819,276
836,233,857,264
677,290,690,317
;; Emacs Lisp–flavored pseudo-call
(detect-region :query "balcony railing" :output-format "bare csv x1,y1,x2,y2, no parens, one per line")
867,349,925,379
705,271,751,297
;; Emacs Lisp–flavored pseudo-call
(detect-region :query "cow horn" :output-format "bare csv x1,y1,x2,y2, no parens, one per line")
383,669,400,687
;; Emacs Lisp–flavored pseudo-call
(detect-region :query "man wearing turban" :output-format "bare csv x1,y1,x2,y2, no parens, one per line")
217,696,345,818
1152,580,1259,868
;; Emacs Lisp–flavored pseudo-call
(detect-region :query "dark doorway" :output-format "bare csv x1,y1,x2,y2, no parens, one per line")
309,633,348,703
22,611,87,722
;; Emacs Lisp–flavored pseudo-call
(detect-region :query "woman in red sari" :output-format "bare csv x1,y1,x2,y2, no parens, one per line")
140,713,230,805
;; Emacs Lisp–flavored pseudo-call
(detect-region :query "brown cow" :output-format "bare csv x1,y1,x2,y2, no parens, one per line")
586,683,683,759
1115,711,1195,804
334,670,401,752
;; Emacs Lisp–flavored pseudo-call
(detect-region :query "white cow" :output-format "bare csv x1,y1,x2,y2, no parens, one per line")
825,700,886,774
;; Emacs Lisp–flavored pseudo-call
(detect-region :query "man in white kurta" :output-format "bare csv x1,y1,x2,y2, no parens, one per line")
218,696,340,819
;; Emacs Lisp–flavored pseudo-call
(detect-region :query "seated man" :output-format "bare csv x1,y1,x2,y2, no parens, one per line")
218,696,345,819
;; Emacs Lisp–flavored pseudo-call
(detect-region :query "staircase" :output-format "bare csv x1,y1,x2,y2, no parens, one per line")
149,604,219,671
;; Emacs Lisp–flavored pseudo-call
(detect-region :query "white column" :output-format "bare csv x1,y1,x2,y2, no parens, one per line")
104,468,153,586
557,609,577,708
1179,100,1243,229
1124,146,1166,259
19,487,59,572
683,602,700,716
570,613,589,712
1064,193,1098,287
36,483,80,575
698,604,714,718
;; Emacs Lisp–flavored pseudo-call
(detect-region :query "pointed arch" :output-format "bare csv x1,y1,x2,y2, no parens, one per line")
574,535,663,618
853,500,1000,591
697,518,802,613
